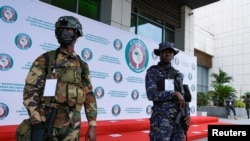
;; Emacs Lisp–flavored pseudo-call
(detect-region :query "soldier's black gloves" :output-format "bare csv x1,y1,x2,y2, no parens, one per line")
31,123,45,141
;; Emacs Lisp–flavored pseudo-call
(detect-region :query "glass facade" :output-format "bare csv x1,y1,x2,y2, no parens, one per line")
40,0,100,20
39,0,206,96
197,66,209,93
40,1,174,43
130,8,175,43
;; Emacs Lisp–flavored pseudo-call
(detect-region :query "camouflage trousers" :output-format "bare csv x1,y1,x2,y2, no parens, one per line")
246,106,250,118
48,107,81,141
149,116,185,141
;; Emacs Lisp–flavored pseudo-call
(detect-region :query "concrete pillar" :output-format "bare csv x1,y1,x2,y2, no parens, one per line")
99,0,131,31
175,6,194,56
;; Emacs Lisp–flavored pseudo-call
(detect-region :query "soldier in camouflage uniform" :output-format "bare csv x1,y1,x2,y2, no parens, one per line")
243,94,250,119
23,16,97,141
145,42,191,141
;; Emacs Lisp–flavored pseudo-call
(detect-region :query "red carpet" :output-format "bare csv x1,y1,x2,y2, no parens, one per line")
0,116,232,141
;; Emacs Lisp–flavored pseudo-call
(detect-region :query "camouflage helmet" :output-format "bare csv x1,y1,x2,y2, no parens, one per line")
55,16,83,37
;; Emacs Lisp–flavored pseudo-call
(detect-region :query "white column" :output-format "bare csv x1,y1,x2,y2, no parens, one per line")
100,0,131,31
175,6,194,56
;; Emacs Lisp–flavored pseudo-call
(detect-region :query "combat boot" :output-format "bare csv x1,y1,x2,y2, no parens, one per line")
234,116,238,120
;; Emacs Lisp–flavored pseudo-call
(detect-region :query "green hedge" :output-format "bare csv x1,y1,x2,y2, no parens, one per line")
235,100,245,107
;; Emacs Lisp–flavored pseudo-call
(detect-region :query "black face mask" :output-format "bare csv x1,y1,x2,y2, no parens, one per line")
56,29,76,45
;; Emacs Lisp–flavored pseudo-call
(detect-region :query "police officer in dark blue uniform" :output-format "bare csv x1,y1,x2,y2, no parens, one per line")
145,42,191,141
225,95,238,120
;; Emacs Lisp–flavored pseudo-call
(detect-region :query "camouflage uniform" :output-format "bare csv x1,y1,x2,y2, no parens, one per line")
23,49,97,141
244,95,250,119
145,62,190,141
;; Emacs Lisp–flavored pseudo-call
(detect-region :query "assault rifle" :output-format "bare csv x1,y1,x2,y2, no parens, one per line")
45,106,58,140
174,73,191,141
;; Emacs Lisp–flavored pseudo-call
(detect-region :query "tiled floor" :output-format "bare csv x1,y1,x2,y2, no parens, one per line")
192,116,250,141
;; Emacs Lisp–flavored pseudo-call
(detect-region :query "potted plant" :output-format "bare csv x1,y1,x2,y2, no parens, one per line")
197,69,247,118
209,69,236,106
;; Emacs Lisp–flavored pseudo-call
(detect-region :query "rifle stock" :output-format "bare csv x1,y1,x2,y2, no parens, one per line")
45,106,58,140
174,73,189,140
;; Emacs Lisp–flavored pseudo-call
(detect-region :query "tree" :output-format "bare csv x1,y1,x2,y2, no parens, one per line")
197,92,210,106
240,92,250,99
209,69,236,106
210,69,233,85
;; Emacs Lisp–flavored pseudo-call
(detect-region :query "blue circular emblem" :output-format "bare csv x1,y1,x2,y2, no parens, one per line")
131,89,139,100
15,33,32,50
0,6,18,23
0,103,9,120
191,84,196,92
94,86,104,99
146,105,152,115
112,104,121,116
151,51,158,60
0,53,14,71
174,57,180,65
192,63,196,70
191,106,196,114
113,39,122,51
188,72,192,80
114,71,123,83
125,38,149,73
81,48,93,62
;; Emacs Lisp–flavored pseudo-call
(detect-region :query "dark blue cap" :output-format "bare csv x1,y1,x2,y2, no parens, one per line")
154,42,179,56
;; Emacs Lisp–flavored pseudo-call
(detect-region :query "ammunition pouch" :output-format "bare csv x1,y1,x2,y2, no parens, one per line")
175,108,189,132
174,73,192,102
183,84,192,102
16,119,31,141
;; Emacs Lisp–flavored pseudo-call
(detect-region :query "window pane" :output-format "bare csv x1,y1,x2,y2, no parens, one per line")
40,0,100,20
165,29,174,42
197,66,209,93
131,8,174,43
78,0,99,20
137,18,162,43
40,0,75,13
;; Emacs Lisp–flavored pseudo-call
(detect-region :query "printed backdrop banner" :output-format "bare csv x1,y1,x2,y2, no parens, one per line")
0,0,197,126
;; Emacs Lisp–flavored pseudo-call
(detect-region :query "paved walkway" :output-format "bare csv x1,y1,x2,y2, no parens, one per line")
192,116,250,141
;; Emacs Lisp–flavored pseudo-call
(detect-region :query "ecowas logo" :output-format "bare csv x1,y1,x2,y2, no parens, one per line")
125,39,149,73
81,48,93,62
0,53,14,71
15,33,32,50
0,103,9,120
0,5,18,23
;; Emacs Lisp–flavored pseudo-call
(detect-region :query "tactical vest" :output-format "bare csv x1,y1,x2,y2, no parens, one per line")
154,65,192,102
42,49,87,111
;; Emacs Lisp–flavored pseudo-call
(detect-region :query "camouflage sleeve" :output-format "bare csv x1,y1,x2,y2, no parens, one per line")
23,54,47,124
81,62,97,126
145,67,175,102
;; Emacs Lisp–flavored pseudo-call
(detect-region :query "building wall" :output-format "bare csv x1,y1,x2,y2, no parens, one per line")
100,0,131,31
100,1,195,55
194,0,250,96
175,6,195,56
194,26,214,56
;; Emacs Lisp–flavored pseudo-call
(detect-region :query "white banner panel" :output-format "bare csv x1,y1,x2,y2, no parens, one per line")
0,0,197,125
